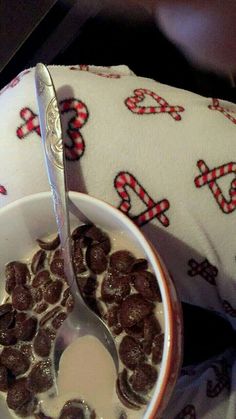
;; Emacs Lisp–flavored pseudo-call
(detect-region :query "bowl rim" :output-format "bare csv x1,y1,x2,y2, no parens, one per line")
0,191,182,418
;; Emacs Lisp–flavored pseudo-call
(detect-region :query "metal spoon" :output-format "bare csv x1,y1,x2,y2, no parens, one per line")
35,63,119,377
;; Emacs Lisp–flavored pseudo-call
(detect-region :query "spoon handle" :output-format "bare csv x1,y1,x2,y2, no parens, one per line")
35,63,82,302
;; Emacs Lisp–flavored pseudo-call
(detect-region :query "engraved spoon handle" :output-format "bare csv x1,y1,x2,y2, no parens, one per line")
35,63,83,304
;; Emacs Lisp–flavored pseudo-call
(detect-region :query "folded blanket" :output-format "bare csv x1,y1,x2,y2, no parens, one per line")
0,64,236,418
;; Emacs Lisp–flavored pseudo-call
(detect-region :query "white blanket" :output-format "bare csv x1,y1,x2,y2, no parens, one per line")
0,64,236,418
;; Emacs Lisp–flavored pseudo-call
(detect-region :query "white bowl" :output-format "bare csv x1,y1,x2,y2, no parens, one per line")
0,192,183,418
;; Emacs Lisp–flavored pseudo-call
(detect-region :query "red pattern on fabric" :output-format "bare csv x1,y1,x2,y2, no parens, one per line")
187,258,218,285
114,171,170,227
194,159,236,214
125,88,185,121
209,98,236,124
0,69,31,96
174,404,196,419
222,300,236,317
16,98,89,161
207,359,230,397
70,65,121,78
0,185,7,195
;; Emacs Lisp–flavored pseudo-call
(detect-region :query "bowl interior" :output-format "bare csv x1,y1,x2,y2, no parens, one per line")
0,192,173,419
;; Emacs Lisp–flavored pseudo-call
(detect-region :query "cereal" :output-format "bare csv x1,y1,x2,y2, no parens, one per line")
101,272,131,304
116,369,146,410
33,329,52,358
0,329,16,346
6,378,33,411
51,312,67,330
130,363,157,393
119,336,145,370
58,399,95,419
86,244,108,274
143,315,161,355
50,259,65,279
32,271,51,288
133,271,162,302
14,315,38,341
27,360,53,393
119,294,154,329
110,250,135,274
44,280,63,304
31,250,46,275
0,223,164,418
37,235,60,251
1,348,30,376
0,365,8,391
12,286,32,311
152,333,165,365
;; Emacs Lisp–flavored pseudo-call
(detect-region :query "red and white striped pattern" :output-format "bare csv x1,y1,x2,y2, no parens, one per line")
194,160,236,214
16,98,89,161
114,172,170,227
0,69,31,96
208,98,236,124
125,88,184,121
70,65,121,78
0,185,7,195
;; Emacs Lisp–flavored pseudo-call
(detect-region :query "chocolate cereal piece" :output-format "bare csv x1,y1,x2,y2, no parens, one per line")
32,270,51,288
105,305,123,335
0,304,15,329
37,235,60,251
0,303,13,317
50,258,65,278
86,244,108,274
133,271,161,302
116,369,146,410
34,302,48,314
14,315,38,341
119,336,145,370
152,333,164,365
59,399,95,419
39,307,61,327
143,315,161,355
72,224,92,241
35,411,52,419
130,259,148,273
7,378,33,411
31,250,46,275
73,244,86,274
1,348,30,376
5,262,30,294
0,365,8,391
33,329,51,358
52,312,67,330
101,273,130,304
124,322,144,339
16,396,38,417
130,363,157,393
0,328,17,346
44,280,63,304
27,360,53,393
119,294,154,329
12,285,32,311
110,251,135,274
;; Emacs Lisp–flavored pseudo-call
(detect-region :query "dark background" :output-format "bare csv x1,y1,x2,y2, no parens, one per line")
1,0,235,102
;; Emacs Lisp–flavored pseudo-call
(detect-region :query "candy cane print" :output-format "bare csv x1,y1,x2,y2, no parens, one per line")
114,172,170,227
125,88,184,121
209,98,236,124
194,160,236,214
